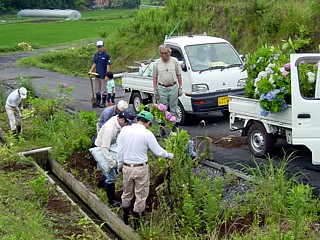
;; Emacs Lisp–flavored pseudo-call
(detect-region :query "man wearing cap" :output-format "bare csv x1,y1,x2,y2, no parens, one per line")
5,87,27,138
153,44,183,120
117,111,174,227
89,40,111,108
96,100,128,133
94,109,136,207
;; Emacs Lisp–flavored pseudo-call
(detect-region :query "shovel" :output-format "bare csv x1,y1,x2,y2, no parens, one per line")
88,72,99,108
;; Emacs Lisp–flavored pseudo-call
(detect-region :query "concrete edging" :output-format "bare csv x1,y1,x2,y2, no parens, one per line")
49,158,139,240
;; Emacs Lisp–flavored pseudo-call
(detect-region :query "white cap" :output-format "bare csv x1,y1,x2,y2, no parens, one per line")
116,100,128,111
96,40,104,46
19,87,27,99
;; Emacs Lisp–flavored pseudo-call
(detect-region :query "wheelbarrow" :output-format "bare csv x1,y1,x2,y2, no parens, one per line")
88,72,99,108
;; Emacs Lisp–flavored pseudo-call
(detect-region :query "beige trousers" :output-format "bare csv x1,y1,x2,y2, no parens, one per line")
94,78,107,95
121,164,150,213
5,105,21,131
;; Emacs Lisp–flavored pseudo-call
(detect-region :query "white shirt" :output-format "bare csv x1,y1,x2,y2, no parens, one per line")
95,115,121,168
6,89,22,107
117,123,169,164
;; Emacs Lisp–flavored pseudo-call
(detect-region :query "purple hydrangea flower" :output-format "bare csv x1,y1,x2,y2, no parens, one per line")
62,83,68,88
284,63,290,71
157,103,167,112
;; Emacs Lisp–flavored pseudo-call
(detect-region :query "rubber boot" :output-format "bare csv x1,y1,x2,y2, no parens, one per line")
105,183,121,207
96,94,101,107
133,211,142,229
100,95,107,108
123,207,130,225
16,125,22,134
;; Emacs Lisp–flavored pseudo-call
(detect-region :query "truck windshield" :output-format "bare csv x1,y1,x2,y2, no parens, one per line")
185,43,242,72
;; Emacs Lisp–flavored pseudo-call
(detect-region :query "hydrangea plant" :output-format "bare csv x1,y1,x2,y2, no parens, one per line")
243,45,318,116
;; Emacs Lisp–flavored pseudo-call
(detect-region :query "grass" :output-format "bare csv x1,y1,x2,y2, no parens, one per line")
0,9,136,49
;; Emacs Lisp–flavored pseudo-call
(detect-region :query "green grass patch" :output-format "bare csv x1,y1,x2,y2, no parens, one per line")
0,9,136,52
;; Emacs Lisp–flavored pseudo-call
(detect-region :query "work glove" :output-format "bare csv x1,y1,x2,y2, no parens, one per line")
167,153,174,160
178,86,183,97
117,161,124,174
154,88,159,101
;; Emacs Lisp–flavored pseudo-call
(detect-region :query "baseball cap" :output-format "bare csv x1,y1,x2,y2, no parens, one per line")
138,111,153,122
116,100,128,111
96,40,104,46
105,72,113,79
119,109,136,124
19,87,27,99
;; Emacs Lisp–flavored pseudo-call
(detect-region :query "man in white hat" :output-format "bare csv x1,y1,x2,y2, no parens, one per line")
5,87,27,137
89,40,111,108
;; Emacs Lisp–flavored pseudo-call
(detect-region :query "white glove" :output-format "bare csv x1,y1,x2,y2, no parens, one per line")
178,86,183,97
167,153,174,159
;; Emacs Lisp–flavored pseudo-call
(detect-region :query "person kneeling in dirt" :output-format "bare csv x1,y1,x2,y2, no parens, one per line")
117,111,174,228
95,109,136,207
5,87,27,138
96,100,128,134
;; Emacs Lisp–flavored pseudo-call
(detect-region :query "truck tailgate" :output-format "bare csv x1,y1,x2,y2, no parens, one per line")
229,95,292,127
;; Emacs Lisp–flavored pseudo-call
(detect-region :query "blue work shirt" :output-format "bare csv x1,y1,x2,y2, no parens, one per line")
97,105,117,128
93,51,111,79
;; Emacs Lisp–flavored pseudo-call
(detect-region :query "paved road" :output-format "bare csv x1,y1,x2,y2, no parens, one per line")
2,49,320,190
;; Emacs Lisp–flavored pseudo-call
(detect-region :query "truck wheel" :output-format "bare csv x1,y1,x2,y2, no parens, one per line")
132,92,142,112
247,122,274,158
177,102,187,125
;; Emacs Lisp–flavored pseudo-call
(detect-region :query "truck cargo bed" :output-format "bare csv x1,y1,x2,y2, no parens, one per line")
229,96,292,129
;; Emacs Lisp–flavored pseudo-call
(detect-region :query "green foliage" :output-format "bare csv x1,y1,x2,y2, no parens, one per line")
18,76,36,98
28,83,74,120
0,81,8,109
27,169,50,205
78,110,98,137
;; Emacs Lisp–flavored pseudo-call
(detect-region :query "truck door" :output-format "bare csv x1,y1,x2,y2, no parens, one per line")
291,54,320,164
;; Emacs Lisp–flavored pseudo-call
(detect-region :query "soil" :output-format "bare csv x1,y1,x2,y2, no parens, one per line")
210,135,248,148
65,152,164,212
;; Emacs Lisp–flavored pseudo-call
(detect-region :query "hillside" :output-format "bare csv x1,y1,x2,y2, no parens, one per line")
108,0,320,71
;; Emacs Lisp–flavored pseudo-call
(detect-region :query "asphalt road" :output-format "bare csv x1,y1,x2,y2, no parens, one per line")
2,49,320,190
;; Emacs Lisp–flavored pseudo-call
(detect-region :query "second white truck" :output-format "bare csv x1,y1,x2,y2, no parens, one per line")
122,34,247,125
229,53,320,165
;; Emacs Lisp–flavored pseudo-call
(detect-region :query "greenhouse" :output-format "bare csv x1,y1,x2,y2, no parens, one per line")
17,9,81,20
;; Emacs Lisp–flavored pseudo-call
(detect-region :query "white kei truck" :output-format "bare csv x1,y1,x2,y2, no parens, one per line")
121,34,248,125
229,54,320,165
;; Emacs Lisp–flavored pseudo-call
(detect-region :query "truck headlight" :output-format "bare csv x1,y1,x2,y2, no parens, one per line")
237,78,247,87
192,84,209,93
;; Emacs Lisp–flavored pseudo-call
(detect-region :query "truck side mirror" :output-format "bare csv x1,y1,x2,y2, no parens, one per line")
180,61,187,72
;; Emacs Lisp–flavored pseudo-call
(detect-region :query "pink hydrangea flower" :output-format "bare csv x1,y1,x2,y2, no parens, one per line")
170,116,177,123
157,103,167,112
62,83,69,88
165,111,172,120
282,70,289,77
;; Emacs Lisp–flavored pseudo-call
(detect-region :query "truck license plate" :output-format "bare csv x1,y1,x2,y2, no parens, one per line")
218,96,229,106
